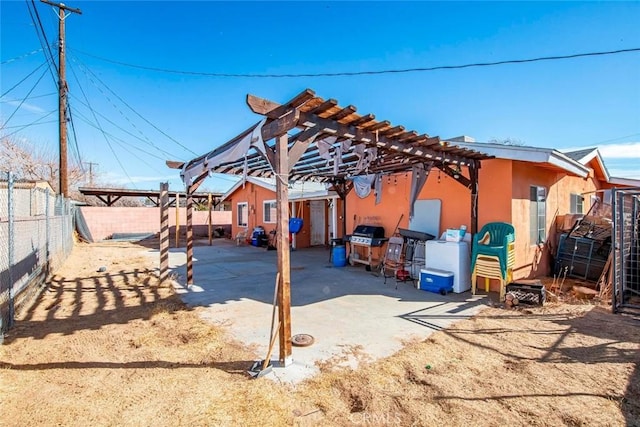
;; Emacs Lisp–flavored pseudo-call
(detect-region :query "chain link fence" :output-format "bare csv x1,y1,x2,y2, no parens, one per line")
1,172,75,340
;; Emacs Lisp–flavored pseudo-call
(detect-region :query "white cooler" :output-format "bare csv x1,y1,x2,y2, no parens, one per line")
424,240,471,293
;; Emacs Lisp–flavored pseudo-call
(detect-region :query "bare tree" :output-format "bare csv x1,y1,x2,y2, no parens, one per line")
0,135,85,191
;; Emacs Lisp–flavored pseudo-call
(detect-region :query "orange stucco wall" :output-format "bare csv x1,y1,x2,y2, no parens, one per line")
510,160,602,279
227,182,340,248
346,174,411,234
345,159,513,238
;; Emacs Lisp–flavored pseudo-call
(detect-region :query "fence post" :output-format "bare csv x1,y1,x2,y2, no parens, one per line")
45,187,51,276
7,172,15,328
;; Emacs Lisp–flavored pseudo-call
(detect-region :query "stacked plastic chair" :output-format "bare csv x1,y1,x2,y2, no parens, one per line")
471,222,515,301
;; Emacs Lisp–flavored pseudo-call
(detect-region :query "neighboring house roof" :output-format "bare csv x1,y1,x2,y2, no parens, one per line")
221,176,338,202
562,147,640,186
562,147,597,162
0,179,55,192
448,141,591,178
561,147,610,182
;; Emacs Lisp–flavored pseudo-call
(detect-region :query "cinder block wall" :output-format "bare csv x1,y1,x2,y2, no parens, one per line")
80,207,232,241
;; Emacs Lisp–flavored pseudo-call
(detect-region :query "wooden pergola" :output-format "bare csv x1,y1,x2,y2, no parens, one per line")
167,89,491,367
78,186,223,207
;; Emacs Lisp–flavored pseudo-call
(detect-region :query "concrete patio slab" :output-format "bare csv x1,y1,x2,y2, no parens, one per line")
152,239,488,383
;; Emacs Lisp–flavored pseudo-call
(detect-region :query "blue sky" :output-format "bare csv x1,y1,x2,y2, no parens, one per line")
1,1,639,192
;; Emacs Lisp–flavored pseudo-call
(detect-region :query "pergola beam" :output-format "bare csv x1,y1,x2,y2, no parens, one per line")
297,111,471,166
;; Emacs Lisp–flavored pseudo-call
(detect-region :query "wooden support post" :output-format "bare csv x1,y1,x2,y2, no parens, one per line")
470,160,479,235
175,193,180,247
207,193,213,246
275,133,292,366
159,183,170,283
186,186,194,286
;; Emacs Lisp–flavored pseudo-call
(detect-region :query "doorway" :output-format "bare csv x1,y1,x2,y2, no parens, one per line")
309,200,325,246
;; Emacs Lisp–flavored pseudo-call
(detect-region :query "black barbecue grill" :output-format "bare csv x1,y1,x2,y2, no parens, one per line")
347,225,387,270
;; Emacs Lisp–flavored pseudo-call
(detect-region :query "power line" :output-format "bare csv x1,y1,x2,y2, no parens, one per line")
70,47,640,78
1,60,48,98
1,65,49,128
66,102,84,171
71,108,168,162
68,92,183,160
69,53,198,156
63,59,137,188
25,0,58,85
0,48,44,65
0,111,56,138
592,133,640,145
1,119,56,129
67,57,185,160
0,92,57,102
73,107,137,188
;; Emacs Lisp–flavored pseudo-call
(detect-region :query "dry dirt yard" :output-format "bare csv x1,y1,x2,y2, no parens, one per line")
1,240,639,427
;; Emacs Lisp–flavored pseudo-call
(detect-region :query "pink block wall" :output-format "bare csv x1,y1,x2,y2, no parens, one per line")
80,207,232,241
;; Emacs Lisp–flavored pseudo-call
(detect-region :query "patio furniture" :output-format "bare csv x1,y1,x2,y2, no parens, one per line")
470,222,515,280
235,230,248,246
382,236,406,284
472,254,512,301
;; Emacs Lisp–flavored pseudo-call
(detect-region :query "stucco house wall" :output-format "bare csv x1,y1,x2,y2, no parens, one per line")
228,181,324,248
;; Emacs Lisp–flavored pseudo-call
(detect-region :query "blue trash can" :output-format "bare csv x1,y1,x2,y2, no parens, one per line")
332,245,347,267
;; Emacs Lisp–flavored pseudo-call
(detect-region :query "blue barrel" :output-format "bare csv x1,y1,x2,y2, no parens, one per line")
332,245,347,267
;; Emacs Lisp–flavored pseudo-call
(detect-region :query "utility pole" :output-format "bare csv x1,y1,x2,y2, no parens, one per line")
83,161,98,186
41,0,82,197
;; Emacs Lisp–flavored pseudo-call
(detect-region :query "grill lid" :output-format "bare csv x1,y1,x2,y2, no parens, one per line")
353,224,385,238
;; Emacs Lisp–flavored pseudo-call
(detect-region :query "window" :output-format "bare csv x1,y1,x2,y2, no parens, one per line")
529,186,547,244
263,200,276,223
570,193,584,214
237,202,248,227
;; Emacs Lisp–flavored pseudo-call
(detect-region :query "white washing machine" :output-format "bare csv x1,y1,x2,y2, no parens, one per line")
424,240,471,293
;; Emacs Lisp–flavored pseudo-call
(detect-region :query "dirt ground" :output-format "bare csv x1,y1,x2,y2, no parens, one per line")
1,240,639,426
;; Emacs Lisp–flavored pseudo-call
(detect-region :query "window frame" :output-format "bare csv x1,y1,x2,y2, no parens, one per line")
263,199,276,224
529,185,547,245
570,193,584,214
237,202,248,227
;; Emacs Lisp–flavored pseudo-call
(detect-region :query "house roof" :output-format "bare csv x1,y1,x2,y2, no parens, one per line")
448,141,591,178
221,176,338,203
448,142,640,187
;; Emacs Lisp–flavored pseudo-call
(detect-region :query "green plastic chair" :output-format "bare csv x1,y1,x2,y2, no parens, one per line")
470,222,515,280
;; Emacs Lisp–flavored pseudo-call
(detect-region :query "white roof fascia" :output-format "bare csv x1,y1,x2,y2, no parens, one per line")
452,142,589,178
592,150,610,182
548,151,590,178
609,176,640,187
575,149,599,163
568,148,610,181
